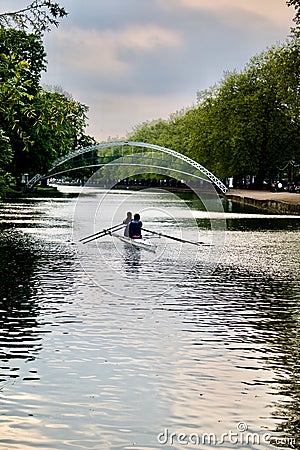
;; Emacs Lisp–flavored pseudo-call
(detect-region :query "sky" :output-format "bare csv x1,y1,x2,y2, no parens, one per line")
2,0,296,141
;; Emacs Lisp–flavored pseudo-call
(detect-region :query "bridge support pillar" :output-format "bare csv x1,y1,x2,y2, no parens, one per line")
40,178,48,188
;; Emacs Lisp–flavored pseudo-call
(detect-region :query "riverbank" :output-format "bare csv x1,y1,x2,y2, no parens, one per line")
226,189,300,215
4,185,76,199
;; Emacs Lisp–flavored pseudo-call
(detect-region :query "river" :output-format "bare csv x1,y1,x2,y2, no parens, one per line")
0,186,299,450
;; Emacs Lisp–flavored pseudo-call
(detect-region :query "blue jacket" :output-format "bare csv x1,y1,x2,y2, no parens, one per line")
129,220,142,238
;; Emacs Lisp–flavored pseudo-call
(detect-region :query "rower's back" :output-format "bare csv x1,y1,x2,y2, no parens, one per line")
129,213,142,239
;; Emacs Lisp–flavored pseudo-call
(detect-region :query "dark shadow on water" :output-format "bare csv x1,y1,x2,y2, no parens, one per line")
0,229,80,385
0,231,42,382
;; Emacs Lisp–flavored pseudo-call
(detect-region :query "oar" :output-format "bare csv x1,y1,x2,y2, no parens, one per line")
142,228,211,247
80,223,124,244
81,224,125,244
79,222,124,242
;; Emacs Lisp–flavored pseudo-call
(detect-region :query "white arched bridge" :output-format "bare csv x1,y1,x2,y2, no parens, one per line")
26,141,228,194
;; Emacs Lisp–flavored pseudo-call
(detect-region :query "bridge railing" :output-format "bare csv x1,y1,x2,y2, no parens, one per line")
25,141,228,194
26,173,42,190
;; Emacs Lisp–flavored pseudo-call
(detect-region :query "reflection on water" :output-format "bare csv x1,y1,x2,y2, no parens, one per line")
122,244,142,275
0,187,299,449
0,231,41,379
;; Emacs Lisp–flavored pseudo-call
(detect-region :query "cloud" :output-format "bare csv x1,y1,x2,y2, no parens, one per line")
81,90,195,140
51,28,130,77
45,24,182,87
61,0,175,32
163,0,294,28
120,24,182,51
38,0,294,141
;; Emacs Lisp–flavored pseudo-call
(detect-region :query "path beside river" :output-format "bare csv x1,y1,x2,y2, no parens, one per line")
226,188,300,214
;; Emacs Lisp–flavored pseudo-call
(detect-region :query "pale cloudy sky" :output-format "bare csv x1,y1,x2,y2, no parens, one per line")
2,0,295,141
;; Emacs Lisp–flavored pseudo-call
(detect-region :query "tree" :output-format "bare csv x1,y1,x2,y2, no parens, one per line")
0,45,36,168
245,39,300,179
0,28,47,91
190,41,300,186
0,3,66,163
0,129,13,196
0,28,94,187
129,38,300,188
0,0,67,34
15,88,92,176
0,29,47,158
287,0,300,27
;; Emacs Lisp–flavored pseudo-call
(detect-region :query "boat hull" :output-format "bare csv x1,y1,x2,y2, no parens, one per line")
111,233,157,252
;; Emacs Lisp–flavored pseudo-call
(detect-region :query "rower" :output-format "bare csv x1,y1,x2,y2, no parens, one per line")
123,211,132,237
129,213,142,239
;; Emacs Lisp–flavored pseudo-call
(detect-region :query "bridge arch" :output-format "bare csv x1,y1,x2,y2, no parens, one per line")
26,141,227,194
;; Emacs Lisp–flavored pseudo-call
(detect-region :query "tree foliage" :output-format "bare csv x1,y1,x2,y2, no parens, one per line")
0,129,13,196
287,0,300,29
12,87,93,176
0,0,67,34
0,7,94,192
0,28,47,88
0,32,38,153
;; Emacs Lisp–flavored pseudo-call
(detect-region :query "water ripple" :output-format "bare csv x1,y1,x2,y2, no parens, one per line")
0,190,298,449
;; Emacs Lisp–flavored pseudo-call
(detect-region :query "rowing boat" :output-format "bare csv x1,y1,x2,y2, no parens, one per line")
81,224,205,249
111,232,157,252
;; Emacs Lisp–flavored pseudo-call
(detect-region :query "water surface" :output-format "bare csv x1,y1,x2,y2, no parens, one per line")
0,186,299,449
